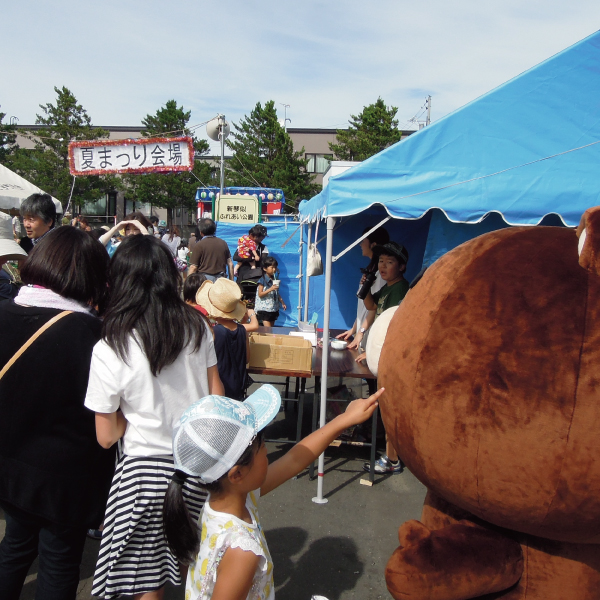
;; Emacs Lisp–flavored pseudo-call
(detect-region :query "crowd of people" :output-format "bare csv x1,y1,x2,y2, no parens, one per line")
0,193,403,599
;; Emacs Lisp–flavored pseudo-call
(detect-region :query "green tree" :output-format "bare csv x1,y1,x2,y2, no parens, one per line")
329,97,402,161
127,100,214,223
226,101,319,207
0,111,17,164
8,86,118,210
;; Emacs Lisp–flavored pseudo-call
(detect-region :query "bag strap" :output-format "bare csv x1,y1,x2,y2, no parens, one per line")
0,310,73,381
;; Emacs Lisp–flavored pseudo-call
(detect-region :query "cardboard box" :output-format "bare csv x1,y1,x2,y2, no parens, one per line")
248,333,313,373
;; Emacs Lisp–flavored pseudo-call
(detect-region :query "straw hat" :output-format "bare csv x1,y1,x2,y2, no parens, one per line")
0,212,27,261
196,278,247,321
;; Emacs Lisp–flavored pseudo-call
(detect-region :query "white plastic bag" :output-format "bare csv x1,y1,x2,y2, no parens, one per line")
306,219,323,276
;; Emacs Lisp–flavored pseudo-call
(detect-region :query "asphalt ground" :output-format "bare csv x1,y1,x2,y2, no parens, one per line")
2,375,427,600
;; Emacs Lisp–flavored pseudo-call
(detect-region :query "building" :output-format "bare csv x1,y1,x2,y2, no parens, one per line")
12,124,416,225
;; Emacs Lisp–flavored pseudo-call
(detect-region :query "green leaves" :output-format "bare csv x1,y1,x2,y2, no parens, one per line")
330,97,402,162
0,112,17,163
6,86,118,209
125,100,214,220
226,100,319,207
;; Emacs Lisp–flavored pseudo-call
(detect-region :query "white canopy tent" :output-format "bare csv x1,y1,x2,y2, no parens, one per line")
0,164,62,213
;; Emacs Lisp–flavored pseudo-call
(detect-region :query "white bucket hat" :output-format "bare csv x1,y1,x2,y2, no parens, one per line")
0,212,27,261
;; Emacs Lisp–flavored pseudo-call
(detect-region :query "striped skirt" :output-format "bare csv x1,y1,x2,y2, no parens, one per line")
92,454,206,598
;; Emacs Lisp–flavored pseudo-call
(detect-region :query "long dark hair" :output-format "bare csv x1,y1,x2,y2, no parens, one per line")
124,211,152,231
102,235,207,376
21,226,109,312
362,226,390,274
163,433,264,565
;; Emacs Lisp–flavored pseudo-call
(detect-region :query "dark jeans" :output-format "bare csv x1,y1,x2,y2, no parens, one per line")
0,504,87,600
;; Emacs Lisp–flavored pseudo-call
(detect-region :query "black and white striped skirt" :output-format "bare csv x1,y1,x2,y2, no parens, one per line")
92,454,206,598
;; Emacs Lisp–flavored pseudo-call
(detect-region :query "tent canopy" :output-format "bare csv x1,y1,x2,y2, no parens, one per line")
300,30,600,228
0,164,62,213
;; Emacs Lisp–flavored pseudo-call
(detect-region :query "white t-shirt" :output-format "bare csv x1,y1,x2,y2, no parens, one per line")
84,325,217,457
162,234,181,257
187,490,274,600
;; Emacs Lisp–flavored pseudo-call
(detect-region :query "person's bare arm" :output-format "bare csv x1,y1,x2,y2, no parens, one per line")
261,389,383,495
208,364,225,396
188,264,198,275
257,284,277,299
245,327,251,363
99,221,126,246
348,310,376,350
227,257,234,280
242,309,259,333
211,546,260,600
363,290,377,311
337,321,357,340
95,411,127,448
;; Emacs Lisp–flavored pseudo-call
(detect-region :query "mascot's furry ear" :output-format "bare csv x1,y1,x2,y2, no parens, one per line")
577,206,600,276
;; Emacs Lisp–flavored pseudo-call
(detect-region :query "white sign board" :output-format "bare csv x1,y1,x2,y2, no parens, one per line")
69,136,194,176
215,194,260,223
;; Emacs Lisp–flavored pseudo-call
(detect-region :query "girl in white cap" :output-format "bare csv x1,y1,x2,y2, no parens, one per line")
163,384,384,600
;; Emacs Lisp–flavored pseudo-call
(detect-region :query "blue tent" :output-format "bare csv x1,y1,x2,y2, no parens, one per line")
203,219,302,328
301,31,600,502
299,30,600,330
302,30,600,227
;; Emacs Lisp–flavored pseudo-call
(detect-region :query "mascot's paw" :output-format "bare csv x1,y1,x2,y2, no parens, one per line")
385,520,523,600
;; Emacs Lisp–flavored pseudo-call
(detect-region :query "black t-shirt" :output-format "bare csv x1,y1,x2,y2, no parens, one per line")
235,242,268,282
213,323,247,400
0,270,19,301
0,302,116,526
19,236,33,254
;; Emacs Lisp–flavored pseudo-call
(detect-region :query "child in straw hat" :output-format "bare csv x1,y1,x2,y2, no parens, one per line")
196,278,254,400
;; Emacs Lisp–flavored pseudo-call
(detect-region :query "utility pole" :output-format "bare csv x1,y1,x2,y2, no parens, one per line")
280,103,291,132
426,95,432,126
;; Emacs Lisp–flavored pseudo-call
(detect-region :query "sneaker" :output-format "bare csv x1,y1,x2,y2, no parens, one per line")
87,528,103,540
363,454,404,474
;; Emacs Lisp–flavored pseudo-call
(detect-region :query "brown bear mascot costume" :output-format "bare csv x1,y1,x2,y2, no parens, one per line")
370,207,600,599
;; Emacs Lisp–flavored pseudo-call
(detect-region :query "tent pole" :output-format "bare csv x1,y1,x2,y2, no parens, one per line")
312,216,334,505
297,223,303,324
303,223,312,322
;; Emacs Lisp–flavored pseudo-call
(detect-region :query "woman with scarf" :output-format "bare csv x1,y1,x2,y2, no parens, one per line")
0,226,116,600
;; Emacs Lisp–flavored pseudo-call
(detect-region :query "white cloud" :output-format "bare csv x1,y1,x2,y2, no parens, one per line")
2,0,599,153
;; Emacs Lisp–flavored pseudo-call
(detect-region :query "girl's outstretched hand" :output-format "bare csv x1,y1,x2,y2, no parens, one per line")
342,387,384,426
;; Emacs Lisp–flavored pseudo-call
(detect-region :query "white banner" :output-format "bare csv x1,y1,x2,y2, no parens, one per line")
69,136,194,176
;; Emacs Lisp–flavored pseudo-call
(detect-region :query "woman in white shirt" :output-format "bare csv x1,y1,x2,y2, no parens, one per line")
337,226,390,350
84,234,223,600
161,225,181,257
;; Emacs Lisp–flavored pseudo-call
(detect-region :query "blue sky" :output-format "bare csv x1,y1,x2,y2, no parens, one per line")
2,1,600,152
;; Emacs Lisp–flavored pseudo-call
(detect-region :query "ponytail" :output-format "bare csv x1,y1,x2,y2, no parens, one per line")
163,472,200,565
163,432,265,564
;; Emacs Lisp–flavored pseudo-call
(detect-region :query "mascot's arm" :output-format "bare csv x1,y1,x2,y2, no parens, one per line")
385,520,523,600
